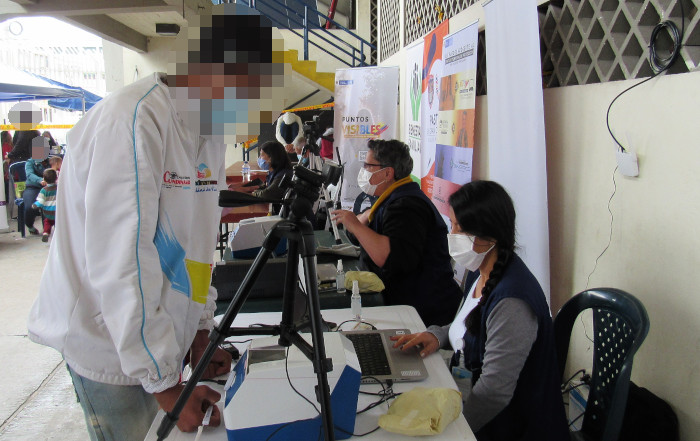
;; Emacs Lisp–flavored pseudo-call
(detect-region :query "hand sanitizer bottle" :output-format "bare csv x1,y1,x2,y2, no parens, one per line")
351,280,361,322
241,160,250,182
336,259,346,293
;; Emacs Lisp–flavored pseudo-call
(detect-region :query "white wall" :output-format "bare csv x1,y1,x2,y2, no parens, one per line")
381,4,700,440
543,73,700,439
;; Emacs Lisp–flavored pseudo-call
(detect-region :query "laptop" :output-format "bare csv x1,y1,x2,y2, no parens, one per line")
340,329,429,383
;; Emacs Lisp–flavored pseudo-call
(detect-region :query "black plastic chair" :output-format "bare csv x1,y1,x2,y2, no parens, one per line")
8,161,27,237
554,288,650,441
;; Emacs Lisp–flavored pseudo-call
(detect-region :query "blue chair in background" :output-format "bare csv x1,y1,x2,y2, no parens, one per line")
8,161,27,238
554,288,650,441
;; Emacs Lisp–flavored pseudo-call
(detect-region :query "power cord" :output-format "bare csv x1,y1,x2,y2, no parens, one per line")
265,352,392,440
607,2,684,153
334,319,377,331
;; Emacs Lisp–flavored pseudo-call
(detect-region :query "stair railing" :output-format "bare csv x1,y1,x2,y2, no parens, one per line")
229,0,376,67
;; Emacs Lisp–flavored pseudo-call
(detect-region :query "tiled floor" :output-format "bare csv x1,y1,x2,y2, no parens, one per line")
0,230,88,440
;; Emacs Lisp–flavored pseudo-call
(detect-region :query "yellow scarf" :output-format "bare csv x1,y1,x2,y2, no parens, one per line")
367,176,414,223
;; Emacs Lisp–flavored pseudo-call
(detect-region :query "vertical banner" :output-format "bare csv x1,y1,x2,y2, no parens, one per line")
484,0,551,300
334,66,399,211
404,40,424,179
420,20,449,199
432,21,479,216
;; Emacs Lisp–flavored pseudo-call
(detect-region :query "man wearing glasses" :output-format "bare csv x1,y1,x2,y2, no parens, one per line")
332,139,462,326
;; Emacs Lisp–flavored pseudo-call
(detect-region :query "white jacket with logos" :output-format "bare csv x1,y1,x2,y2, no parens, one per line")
28,73,226,393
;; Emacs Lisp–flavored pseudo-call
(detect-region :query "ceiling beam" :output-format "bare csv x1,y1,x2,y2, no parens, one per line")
61,14,148,53
6,0,175,16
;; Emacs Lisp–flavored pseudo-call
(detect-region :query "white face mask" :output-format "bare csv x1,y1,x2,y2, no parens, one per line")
357,167,386,196
447,233,494,272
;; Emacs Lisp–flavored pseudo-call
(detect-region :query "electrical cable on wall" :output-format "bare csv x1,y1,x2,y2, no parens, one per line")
606,5,684,153
584,10,685,344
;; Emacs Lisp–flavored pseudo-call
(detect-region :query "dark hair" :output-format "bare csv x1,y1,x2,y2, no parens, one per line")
448,180,516,336
43,168,58,185
367,139,413,180
9,130,41,161
42,131,57,147
1,130,11,144
192,12,277,65
260,140,292,172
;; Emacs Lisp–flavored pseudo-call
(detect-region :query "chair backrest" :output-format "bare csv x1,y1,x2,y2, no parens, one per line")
8,161,27,200
554,288,649,441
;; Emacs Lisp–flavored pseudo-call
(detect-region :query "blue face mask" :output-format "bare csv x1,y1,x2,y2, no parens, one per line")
257,156,270,171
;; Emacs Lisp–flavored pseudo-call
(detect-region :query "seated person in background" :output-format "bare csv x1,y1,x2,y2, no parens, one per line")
32,168,58,242
249,141,293,202
24,148,48,235
392,180,569,441
331,139,462,326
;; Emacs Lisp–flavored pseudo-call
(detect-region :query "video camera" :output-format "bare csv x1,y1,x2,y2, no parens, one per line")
278,161,342,220
301,114,323,156
219,159,342,221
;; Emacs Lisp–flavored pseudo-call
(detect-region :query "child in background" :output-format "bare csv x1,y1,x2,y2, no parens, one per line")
48,155,62,178
33,168,58,242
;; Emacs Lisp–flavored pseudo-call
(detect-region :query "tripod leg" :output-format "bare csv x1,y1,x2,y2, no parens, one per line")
299,229,336,441
156,232,281,441
278,237,299,346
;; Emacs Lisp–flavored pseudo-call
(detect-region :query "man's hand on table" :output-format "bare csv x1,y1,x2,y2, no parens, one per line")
153,384,222,432
190,329,233,379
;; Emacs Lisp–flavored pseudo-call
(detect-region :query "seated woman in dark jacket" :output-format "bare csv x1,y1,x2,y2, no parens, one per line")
391,180,569,441
251,140,293,204
331,139,462,326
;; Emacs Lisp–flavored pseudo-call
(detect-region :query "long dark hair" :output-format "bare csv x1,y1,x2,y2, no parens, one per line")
260,140,292,172
448,180,516,335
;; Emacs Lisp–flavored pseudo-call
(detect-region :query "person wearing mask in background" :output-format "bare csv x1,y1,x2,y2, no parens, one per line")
331,139,462,326
23,148,48,235
42,131,57,149
7,129,39,163
391,180,569,441
247,141,294,213
27,4,286,440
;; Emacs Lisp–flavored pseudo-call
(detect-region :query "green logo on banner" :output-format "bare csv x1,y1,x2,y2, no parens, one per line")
410,63,421,121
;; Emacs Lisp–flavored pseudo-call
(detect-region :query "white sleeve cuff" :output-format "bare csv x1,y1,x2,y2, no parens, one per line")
141,371,180,394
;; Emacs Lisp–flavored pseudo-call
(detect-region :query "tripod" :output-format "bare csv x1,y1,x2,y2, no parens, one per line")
156,195,337,441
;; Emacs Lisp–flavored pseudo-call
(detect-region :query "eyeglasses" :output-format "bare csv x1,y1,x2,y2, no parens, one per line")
362,162,386,170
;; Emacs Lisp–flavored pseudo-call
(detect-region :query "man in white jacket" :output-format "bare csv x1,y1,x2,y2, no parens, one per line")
27,4,286,440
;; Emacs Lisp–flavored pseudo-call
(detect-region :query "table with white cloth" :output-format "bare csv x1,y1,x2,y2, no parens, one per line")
145,305,476,441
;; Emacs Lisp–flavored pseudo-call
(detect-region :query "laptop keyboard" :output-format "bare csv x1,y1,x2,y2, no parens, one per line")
344,332,391,376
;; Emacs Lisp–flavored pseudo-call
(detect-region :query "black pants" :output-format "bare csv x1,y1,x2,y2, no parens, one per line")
23,186,41,229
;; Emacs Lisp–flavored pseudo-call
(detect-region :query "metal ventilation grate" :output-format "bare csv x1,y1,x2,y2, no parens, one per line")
404,0,480,47
377,0,699,91
379,0,401,61
540,0,700,87
370,0,378,65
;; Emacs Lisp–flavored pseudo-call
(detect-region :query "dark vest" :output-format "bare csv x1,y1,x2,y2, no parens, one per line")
367,182,462,326
462,255,569,441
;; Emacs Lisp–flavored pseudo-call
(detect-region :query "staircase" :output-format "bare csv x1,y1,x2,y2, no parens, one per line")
229,0,376,108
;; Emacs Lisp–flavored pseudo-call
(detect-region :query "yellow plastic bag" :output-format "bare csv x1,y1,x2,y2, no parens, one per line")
344,271,385,293
378,387,462,436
